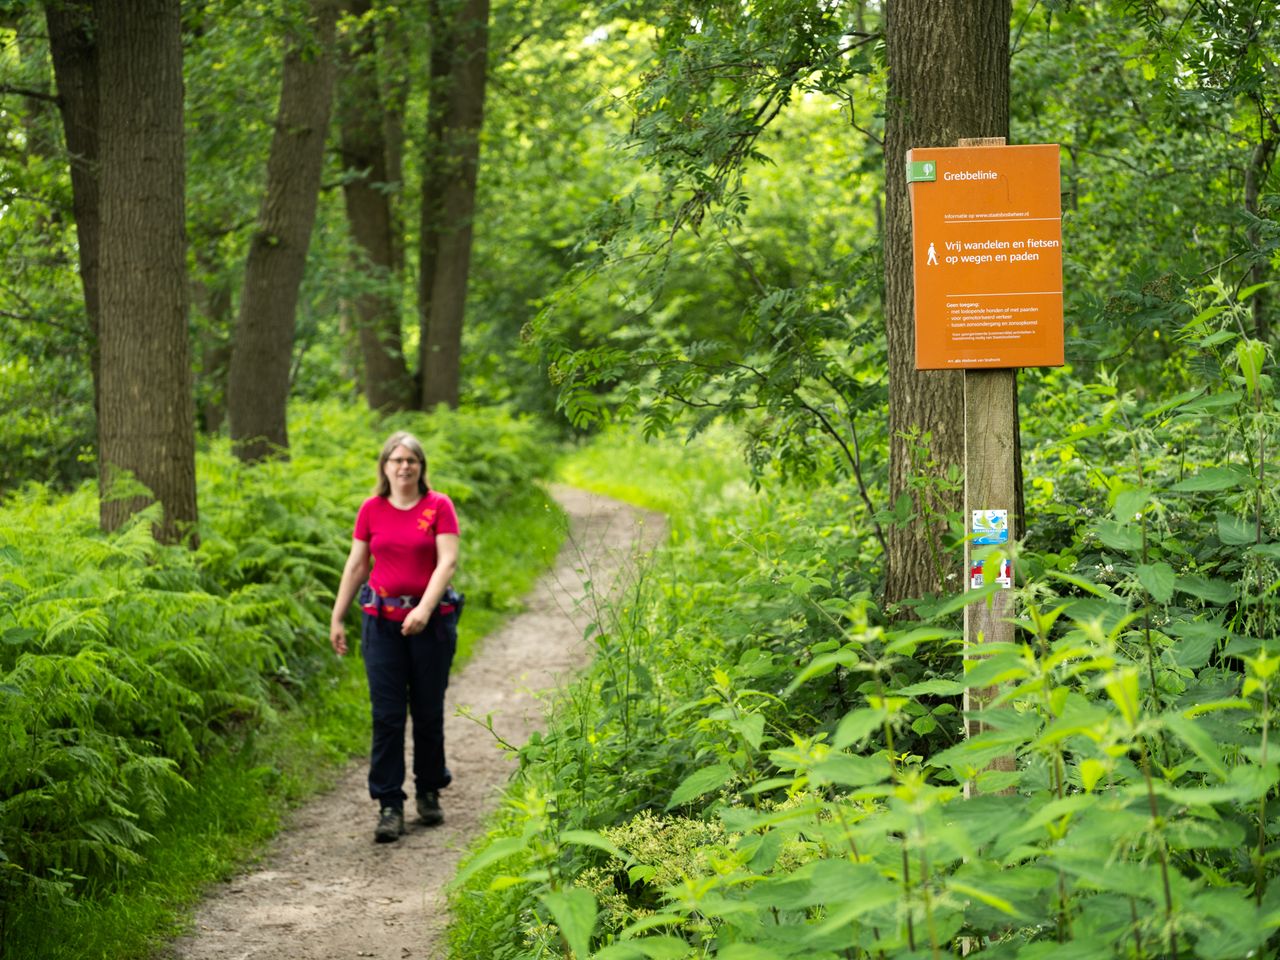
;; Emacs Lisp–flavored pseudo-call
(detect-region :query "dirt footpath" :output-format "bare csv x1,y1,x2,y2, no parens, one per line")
165,486,664,960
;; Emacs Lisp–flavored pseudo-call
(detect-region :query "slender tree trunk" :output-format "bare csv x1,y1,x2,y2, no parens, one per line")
882,0,1011,605
419,0,489,410
417,0,452,402
1245,133,1277,342
192,253,234,434
336,0,412,410
12,13,59,164
45,1,101,415
96,0,197,543
227,0,339,462
337,300,364,397
380,4,410,278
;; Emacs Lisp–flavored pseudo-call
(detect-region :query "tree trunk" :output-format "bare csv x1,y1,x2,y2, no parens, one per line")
882,0,1011,606
96,0,198,543
418,0,489,410
417,0,453,403
380,4,410,278
336,0,412,411
1245,134,1277,342
192,252,234,434
227,0,339,462
337,299,364,397
45,1,102,415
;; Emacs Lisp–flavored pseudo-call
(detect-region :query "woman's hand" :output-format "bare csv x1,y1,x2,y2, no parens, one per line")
330,537,370,657
400,533,458,637
330,619,349,656
401,604,430,636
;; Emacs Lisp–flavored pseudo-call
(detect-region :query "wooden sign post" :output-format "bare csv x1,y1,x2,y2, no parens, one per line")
906,139,1064,777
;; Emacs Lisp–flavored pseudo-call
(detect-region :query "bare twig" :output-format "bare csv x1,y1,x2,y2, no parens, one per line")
716,224,767,295
0,309,84,336
0,85,59,104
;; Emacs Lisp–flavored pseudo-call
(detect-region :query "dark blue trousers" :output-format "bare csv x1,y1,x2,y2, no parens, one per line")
361,609,457,805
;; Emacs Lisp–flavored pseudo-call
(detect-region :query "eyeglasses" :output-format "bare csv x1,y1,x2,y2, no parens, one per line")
386,457,421,467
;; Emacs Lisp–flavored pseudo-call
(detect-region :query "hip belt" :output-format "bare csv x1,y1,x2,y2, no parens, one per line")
358,582,461,617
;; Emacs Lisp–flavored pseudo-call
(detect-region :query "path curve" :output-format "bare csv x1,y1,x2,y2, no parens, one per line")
166,486,664,960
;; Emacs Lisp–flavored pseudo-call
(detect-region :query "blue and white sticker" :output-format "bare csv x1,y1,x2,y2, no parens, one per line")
972,509,1009,545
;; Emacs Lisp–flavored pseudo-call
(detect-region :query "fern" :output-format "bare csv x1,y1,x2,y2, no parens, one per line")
0,399,554,922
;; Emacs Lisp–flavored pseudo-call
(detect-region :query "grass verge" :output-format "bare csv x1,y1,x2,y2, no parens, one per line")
556,426,746,522
456,483,567,666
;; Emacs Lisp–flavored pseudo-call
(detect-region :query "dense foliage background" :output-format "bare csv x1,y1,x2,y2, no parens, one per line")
2,0,1280,957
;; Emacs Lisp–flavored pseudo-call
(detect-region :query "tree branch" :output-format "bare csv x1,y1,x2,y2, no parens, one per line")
716,224,767,295
661,388,763,411
0,85,59,104
0,309,84,336
793,390,887,558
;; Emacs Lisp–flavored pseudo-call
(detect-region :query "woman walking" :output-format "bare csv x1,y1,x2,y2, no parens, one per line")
330,431,461,842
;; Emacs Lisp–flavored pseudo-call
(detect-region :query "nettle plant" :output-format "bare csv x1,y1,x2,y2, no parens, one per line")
454,575,1280,958
452,284,1280,958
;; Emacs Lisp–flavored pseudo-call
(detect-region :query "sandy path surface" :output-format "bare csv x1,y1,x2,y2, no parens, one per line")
165,486,664,960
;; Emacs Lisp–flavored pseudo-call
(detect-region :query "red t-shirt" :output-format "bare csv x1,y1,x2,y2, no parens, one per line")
354,491,459,622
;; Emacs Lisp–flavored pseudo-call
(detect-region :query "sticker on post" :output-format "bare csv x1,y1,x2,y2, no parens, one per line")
972,510,1009,545
970,558,1013,590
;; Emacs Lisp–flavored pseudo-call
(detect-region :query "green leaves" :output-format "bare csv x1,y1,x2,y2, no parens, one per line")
457,249,1280,956
1176,574,1236,605
808,752,892,788
1170,465,1252,492
1136,561,1175,602
666,763,734,810
1216,512,1256,546
1237,337,1268,400
451,836,527,890
1163,711,1230,780
454,439,1280,960
1093,519,1142,552
539,888,597,959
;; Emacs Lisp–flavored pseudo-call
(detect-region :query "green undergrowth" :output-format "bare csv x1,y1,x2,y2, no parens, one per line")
450,287,1280,959
459,481,567,661
0,400,562,960
8,657,370,960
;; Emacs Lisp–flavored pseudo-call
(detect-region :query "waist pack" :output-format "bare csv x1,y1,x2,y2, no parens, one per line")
442,585,465,621
358,582,464,620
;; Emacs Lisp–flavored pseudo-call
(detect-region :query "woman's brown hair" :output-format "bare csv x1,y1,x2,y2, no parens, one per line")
374,431,430,497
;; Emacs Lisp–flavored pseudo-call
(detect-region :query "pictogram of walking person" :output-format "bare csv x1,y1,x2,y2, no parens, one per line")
927,242,938,265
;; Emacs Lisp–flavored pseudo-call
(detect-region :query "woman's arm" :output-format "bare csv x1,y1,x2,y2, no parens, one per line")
400,533,459,636
330,537,372,656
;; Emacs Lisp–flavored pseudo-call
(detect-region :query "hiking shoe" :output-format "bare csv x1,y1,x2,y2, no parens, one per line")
374,805,405,843
416,790,444,826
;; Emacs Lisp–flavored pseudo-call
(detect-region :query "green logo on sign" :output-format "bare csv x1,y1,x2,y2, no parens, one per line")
908,160,937,183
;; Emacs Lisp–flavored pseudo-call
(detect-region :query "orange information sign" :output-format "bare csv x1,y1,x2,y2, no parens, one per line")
907,143,1064,370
